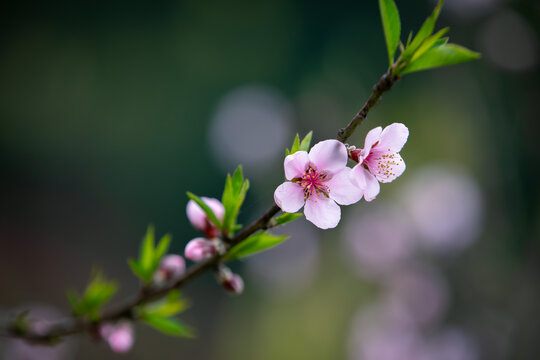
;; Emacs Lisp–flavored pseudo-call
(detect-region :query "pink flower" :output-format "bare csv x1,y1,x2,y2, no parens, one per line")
186,197,225,238
100,322,134,354
218,267,244,295
274,139,363,229
184,237,217,261
350,123,409,201
153,254,186,283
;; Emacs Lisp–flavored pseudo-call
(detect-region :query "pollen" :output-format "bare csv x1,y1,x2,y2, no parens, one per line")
299,166,331,200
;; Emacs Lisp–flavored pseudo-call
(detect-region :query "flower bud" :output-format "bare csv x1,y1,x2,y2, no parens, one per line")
100,322,134,354
153,254,186,284
218,267,244,295
184,237,216,261
186,197,225,238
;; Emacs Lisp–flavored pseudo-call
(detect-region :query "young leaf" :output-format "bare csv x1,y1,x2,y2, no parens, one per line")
66,271,118,319
186,192,222,228
127,258,147,281
141,314,195,338
225,231,289,261
273,213,303,227
141,225,155,271
410,27,449,62
298,131,313,152
142,290,190,317
401,43,480,75
286,134,301,156
221,166,249,235
379,0,401,65
155,234,172,263
403,0,444,59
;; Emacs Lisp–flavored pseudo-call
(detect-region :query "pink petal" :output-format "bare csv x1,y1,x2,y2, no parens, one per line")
186,197,224,231
351,165,380,202
184,237,216,261
304,194,341,229
367,152,406,184
326,167,364,205
274,182,305,213
202,197,225,221
378,123,409,152
284,151,309,180
308,139,348,174
363,126,383,155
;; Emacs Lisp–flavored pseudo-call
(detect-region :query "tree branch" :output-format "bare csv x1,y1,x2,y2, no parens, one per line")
4,67,399,343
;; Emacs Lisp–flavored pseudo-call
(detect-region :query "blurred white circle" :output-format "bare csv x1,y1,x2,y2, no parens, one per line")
477,10,538,72
246,218,319,299
342,204,417,279
400,165,483,255
208,85,293,172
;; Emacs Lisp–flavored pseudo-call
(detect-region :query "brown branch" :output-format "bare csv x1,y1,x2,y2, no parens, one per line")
5,67,399,343
337,69,399,143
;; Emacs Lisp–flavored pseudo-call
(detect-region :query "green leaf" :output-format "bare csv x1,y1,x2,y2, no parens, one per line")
401,43,480,75
67,271,118,319
142,290,190,317
141,314,195,338
298,131,313,152
410,27,449,62
141,225,155,271
379,0,401,65
186,192,222,228
221,166,249,235
128,259,147,282
273,213,303,227
403,0,444,59
155,234,172,264
286,134,301,156
225,231,289,261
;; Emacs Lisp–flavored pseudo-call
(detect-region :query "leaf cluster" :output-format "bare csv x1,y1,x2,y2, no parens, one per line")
128,225,171,284
379,0,480,75
221,166,250,236
139,290,194,338
286,131,313,156
66,270,118,320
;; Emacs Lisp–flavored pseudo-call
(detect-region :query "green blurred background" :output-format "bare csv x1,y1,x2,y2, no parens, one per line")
0,0,539,359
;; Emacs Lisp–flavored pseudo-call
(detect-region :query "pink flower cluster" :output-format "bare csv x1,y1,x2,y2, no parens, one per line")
184,197,224,261
184,197,243,294
275,123,409,229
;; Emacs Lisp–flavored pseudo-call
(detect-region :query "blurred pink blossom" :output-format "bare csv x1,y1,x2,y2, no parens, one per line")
153,254,186,283
100,322,134,354
350,123,409,201
343,205,416,279
382,265,449,328
274,139,363,229
218,267,244,295
400,165,483,254
186,197,224,238
184,237,216,261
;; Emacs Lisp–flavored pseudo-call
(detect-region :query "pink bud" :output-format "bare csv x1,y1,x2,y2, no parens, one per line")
218,267,244,295
184,237,216,261
186,197,225,238
100,322,134,354
153,254,186,283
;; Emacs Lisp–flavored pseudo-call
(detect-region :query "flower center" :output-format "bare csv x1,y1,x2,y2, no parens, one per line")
365,148,402,182
297,166,330,199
